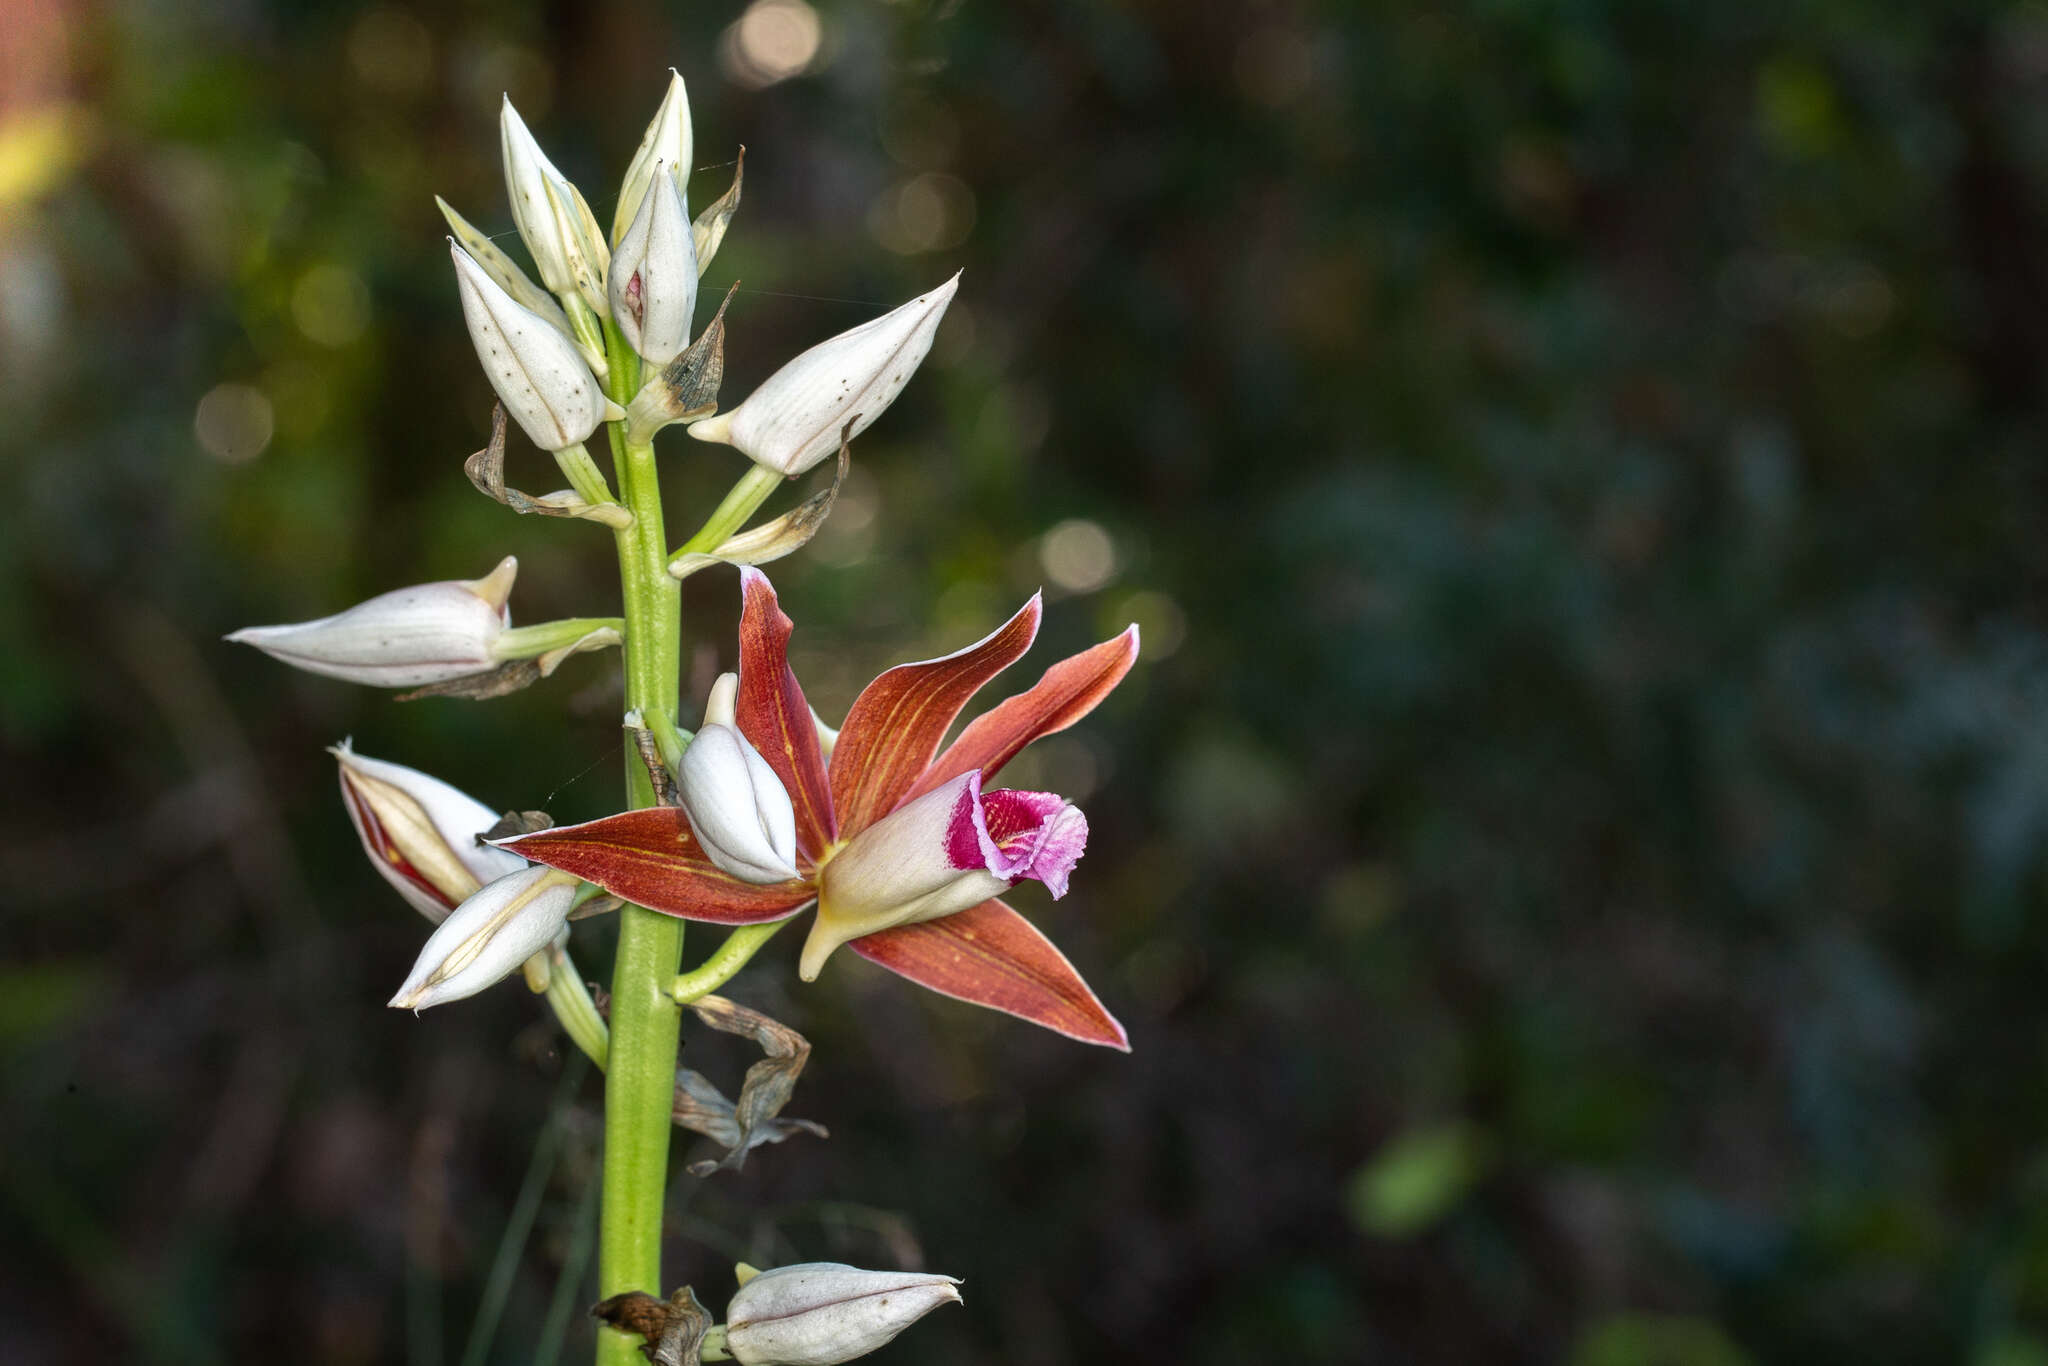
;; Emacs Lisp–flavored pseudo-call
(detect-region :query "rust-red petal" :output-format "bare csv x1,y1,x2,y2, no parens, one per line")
736,569,836,857
909,625,1140,803
500,808,816,925
849,898,1129,1049
830,595,1041,837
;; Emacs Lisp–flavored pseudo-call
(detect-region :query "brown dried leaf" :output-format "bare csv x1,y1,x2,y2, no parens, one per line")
593,1285,710,1366
692,146,744,270
647,283,736,426
628,724,683,807
465,404,631,527
671,994,827,1176
568,892,623,921
667,435,851,582
480,810,554,842
395,658,544,702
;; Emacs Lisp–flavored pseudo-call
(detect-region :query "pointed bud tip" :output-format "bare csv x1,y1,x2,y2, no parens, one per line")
465,555,519,611
687,411,736,446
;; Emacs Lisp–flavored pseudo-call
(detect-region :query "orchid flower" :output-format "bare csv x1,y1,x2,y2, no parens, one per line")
500,569,1139,1048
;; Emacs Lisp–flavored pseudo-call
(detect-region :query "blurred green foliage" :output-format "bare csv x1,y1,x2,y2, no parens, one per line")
10,0,2048,1362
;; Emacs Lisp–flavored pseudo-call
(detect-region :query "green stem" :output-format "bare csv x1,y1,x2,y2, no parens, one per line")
544,946,609,1067
670,464,784,561
641,707,693,774
496,617,625,661
671,922,785,1004
596,319,686,1366
554,440,622,510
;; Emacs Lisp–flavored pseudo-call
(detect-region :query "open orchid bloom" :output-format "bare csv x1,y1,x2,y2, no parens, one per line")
500,568,1140,1048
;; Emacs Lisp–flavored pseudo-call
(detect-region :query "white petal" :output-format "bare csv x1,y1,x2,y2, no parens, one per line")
333,741,526,921
725,1263,961,1366
609,161,699,365
678,724,801,883
800,771,1009,980
389,865,576,1011
452,244,606,451
499,98,572,294
227,567,511,688
613,70,693,246
689,274,959,475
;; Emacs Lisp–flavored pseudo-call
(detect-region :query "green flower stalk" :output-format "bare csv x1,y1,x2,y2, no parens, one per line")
227,68,1129,1366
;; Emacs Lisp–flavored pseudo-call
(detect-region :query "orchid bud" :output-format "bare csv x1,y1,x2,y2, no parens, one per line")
613,69,693,246
801,770,1087,981
679,673,801,883
227,556,517,688
439,195,608,381
451,243,618,451
389,864,579,1010
721,1263,961,1366
332,741,526,922
610,160,699,365
499,96,610,313
688,274,960,476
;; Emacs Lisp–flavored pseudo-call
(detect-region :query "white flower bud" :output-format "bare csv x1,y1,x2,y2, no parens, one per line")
613,70,693,247
389,864,578,1011
679,673,800,883
723,1263,962,1366
451,244,617,451
688,274,959,476
499,96,610,313
227,556,517,688
610,160,699,365
332,741,526,922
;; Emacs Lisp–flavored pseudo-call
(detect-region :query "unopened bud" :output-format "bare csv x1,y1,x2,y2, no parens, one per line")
332,741,525,922
227,556,517,688
614,70,693,246
678,673,800,883
688,274,959,476
500,96,610,313
721,1263,961,1366
452,244,618,451
610,160,699,365
389,864,578,1010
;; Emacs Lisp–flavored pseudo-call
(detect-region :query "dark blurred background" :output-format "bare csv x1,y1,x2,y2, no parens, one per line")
8,0,2048,1362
